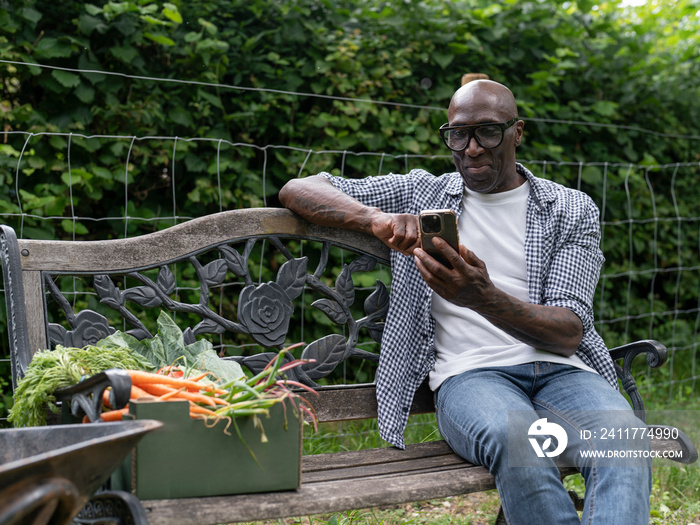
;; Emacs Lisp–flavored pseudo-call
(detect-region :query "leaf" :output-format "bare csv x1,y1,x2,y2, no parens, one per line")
52,70,81,88
61,219,88,235
110,45,139,63
347,255,377,274
195,352,246,383
75,83,95,104
156,266,176,295
48,323,68,346
97,331,148,355
144,32,176,46
193,317,227,335
169,106,194,127
162,3,183,24
201,259,228,286
156,310,186,362
364,280,390,317
591,101,618,118
432,51,454,69
219,245,247,276
35,38,73,59
276,257,307,300
311,298,348,325
300,335,347,380
335,265,355,307
123,286,162,308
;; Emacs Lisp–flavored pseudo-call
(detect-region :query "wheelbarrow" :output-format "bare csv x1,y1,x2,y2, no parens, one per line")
0,419,161,525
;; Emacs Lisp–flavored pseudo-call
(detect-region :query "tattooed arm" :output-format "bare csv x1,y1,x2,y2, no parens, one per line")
414,237,583,355
279,176,421,256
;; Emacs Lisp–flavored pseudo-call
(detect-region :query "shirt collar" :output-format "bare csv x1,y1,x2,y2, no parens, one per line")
516,162,556,209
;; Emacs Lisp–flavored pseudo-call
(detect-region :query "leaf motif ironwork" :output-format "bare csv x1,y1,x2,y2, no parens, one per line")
300,334,348,380
310,298,348,325
43,236,387,386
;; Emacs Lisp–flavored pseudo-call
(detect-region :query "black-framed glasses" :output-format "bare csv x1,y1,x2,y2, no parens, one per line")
439,118,518,151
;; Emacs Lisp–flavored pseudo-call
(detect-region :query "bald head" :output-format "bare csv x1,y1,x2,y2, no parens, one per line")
448,80,518,124
444,80,525,193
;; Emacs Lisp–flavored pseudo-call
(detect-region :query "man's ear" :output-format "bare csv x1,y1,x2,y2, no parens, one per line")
514,120,524,148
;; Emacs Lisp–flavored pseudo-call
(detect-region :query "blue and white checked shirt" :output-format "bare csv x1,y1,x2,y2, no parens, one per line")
321,163,618,449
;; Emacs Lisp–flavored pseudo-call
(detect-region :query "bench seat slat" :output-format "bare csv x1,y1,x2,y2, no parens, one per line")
302,440,455,472
142,460,501,525
303,446,470,483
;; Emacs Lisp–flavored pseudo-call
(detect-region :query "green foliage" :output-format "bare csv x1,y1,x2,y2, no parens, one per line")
0,0,699,406
98,310,245,382
8,344,154,427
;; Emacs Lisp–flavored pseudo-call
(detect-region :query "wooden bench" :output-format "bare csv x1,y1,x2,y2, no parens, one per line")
1,208,697,525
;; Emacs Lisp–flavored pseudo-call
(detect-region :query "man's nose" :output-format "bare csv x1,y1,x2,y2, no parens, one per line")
465,135,485,156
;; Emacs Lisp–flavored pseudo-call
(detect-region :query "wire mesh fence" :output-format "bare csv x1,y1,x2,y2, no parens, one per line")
1,131,698,433
0,59,698,433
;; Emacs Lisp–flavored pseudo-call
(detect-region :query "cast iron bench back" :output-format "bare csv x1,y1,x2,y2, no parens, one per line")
1,209,392,393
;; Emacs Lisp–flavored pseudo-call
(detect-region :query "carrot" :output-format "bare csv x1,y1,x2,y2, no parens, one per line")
100,408,129,422
157,386,186,401
188,403,218,418
136,382,228,407
126,370,217,393
102,389,112,408
130,385,152,399
187,371,211,382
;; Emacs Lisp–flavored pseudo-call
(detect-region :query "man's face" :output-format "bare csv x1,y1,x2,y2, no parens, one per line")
448,89,524,194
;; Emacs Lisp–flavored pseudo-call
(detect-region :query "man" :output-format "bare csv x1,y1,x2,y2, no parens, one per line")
279,80,651,524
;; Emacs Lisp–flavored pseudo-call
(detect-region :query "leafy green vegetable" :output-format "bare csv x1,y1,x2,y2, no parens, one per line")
9,345,154,427
97,311,245,384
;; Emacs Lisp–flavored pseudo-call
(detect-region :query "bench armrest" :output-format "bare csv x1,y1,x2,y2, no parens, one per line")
608,339,667,422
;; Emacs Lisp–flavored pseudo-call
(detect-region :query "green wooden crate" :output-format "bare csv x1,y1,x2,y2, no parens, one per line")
111,398,302,499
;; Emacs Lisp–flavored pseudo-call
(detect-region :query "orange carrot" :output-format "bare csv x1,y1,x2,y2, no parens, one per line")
188,403,218,418
127,370,218,393
100,408,129,422
130,385,152,399
187,371,214,382
136,382,227,407
157,386,186,401
102,389,112,408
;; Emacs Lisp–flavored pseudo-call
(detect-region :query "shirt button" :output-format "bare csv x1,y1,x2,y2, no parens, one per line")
402,406,409,413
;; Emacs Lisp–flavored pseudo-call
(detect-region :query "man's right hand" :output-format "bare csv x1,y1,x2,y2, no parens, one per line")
370,212,421,256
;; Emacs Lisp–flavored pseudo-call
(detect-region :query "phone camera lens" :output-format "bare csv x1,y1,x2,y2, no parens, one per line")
422,215,442,234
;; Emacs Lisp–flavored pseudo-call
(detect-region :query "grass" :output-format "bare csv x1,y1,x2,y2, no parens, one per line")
242,398,699,525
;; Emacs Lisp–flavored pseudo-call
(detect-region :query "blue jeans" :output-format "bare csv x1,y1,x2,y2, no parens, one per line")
435,363,652,525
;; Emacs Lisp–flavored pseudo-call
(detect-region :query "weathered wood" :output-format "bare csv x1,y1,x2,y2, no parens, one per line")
300,382,434,423
142,447,500,525
23,271,48,358
16,208,389,273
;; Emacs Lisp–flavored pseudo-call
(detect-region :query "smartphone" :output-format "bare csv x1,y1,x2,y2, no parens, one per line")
419,209,459,268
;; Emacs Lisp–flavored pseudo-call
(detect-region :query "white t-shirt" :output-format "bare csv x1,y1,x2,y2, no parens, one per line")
428,180,596,390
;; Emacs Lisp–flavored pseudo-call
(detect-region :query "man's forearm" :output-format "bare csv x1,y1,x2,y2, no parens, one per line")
477,291,583,356
279,176,379,233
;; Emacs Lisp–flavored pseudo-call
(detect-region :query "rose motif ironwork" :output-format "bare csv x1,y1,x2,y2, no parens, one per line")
68,310,116,346
47,286,116,348
238,282,294,348
42,235,389,387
